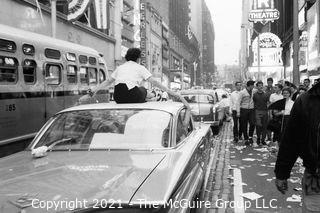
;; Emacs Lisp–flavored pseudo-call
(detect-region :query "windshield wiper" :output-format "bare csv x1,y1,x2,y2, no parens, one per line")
31,138,73,158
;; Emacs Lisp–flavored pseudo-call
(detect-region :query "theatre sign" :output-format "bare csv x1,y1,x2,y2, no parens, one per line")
249,0,280,24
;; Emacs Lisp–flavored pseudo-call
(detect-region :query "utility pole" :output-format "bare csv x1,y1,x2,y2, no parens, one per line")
293,0,300,85
51,0,57,38
181,58,184,90
257,33,261,80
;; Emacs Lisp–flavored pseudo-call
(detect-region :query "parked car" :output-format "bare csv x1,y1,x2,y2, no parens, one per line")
180,89,224,134
0,102,214,213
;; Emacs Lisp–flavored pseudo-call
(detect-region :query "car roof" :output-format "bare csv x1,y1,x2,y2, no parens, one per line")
180,89,216,94
60,102,184,115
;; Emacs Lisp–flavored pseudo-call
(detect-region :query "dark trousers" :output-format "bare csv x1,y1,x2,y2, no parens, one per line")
114,83,147,104
232,110,241,139
255,110,268,143
240,108,255,140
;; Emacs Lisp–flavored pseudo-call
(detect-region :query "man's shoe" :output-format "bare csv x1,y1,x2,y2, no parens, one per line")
256,138,261,145
252,142,258,148
244,140,250,146
261,141,267,146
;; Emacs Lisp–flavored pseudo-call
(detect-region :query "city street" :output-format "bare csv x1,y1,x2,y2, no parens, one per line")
203,122,304,213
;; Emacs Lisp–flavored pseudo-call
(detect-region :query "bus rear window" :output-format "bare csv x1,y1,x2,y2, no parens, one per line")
45,64,61,85
80,67,88,84
89,68,97,84
0,39,16,52
79,55,88,64
23,59,37,84
45,48,61,60
22,44,35,56
67,65,77,84
0,56,18,83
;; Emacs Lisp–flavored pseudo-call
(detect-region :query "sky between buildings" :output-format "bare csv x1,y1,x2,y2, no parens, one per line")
205,0,242,66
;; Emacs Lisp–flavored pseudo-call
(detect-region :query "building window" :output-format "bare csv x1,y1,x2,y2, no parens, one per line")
0,56,18,83
45,64,61,85
67,65,77,84
89,57,97,65
23,59,37,84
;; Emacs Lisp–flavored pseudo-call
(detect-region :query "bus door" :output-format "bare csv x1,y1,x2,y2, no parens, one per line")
43,49,65,120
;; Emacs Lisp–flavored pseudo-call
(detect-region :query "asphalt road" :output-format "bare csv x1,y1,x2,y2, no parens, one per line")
229,140,304,213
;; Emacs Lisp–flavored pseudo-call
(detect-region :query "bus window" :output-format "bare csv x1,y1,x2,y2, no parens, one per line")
80,67,88,84
66,53,76,62
88,68,97,84
0,39,16,52
79,55,88,64
99,69,106,83
89,57,97,65
67,65,77,84
45,48,61,60
45,64,61,85
0,56,18,83
22,44,35,56
23,59,36,84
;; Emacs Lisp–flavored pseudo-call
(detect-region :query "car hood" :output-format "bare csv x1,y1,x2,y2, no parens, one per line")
0,151,165,212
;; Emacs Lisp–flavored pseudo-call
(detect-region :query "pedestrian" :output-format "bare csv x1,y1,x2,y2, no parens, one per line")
273,88,294,140
265,77,275,142
265,77,275,97
269,84,283,143
253,81,269,146
303,78,312,90
79,48,190,109
269,84,284,104
238,80,255,146
275,82,320,213
230,81,242,143
292,85,307,101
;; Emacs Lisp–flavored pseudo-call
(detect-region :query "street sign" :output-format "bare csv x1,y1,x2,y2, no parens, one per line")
248,0,280,25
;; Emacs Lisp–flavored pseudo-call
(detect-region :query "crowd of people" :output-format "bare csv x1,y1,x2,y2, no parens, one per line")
230,77,319,147
230,77,320,212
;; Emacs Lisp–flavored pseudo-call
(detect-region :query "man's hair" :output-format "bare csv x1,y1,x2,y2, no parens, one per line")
125,48,141,61
247,80,255,87
282,87,292,95
275,84,283,90
267,77,273,82
222,94,227,98
235,81,241,86
256,81,263,86
284,81,291,86
299,87,307,92
304,78,311,83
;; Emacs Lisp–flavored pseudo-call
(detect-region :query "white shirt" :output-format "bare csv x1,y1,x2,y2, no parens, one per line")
269,93,283,103
230,90,240,112
219,98,230,108
111,61,152,90
284,99,294,115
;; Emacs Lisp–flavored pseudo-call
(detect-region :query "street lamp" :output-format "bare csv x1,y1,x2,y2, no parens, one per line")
241,25,261,81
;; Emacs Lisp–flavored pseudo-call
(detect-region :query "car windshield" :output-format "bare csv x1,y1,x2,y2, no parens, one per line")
182,94,213,104
33,109,172,150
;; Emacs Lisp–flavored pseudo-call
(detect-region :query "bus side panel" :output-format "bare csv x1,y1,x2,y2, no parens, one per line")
0,97,45,143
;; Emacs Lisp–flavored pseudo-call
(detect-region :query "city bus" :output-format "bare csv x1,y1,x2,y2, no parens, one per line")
0,24,109,155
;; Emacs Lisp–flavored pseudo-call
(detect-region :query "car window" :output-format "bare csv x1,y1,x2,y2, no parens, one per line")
182,94,214,104
176,109,193,145
34,109,172,150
